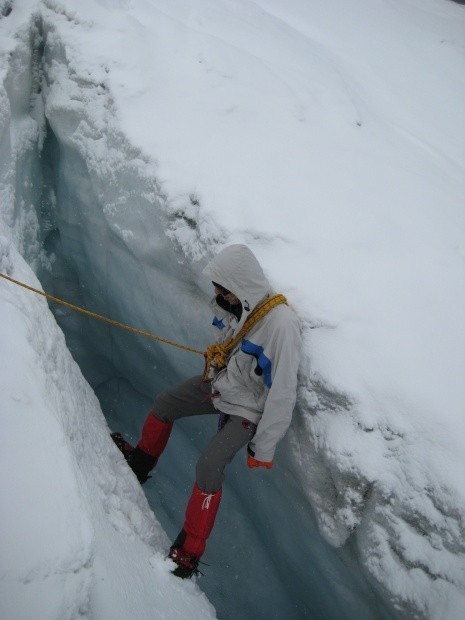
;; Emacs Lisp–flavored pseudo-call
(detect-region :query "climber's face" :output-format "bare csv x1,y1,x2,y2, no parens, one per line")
213,282,240,306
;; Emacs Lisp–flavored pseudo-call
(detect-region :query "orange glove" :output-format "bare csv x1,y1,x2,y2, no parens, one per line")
247,454,273,469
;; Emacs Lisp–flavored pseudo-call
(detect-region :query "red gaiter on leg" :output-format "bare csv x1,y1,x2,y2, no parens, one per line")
182,483,222,558
137,412,173,458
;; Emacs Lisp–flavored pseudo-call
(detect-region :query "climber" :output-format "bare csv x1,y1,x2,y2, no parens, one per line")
112,244,301,578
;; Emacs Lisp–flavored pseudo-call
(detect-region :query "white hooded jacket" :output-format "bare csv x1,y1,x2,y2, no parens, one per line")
202,245,301,462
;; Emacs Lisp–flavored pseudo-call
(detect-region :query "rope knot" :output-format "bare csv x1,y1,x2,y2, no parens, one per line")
204,342,230,374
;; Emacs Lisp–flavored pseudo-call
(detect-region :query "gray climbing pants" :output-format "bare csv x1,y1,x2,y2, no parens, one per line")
152,375,257,493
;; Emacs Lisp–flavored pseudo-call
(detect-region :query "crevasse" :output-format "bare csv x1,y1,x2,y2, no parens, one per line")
0,5,396,619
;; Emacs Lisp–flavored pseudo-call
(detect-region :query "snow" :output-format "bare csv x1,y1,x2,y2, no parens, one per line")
0,243,215,620
1,0,465,618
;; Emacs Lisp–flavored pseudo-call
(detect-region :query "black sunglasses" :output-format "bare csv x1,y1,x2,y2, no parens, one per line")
212,281,231,296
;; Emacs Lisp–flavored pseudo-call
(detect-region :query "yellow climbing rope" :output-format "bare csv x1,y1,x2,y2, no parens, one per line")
203,293,287,380
0,272,287,368
0,272,204,356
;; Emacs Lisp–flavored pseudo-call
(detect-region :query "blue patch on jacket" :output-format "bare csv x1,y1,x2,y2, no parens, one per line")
241,339,272,388
213,316,225,330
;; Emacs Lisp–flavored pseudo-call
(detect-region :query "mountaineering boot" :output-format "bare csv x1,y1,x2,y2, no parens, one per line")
169,531,200,579
111,432,157,484
111,413,173,484
128,447,158,484
169,483,222,578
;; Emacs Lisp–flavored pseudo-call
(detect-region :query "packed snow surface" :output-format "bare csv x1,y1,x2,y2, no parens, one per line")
1,0,465,618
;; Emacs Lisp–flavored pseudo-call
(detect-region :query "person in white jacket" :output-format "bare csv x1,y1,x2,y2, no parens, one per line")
112,244,301,578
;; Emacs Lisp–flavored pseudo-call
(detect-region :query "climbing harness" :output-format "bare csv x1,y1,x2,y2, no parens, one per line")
0,272,203,357
203,293,287,381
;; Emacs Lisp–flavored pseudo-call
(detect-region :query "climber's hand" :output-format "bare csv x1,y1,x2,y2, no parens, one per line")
247,454,273,469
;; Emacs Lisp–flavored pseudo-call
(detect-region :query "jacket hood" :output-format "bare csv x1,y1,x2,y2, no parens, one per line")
202,244,272,332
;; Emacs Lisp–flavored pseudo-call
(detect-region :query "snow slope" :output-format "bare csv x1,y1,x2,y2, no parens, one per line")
1,0,465,618
0,247,216,620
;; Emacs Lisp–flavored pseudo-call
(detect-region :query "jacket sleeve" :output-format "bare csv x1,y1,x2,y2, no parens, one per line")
248,309,301,462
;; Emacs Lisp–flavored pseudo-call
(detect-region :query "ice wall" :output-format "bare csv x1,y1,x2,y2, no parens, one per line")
39,22,211,392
